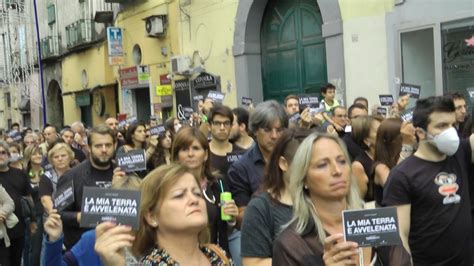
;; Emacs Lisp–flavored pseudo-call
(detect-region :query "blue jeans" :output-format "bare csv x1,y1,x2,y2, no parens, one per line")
228,229,242,266
23,214,43,266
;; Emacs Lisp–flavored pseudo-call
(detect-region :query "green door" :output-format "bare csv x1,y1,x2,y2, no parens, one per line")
261,0,327,101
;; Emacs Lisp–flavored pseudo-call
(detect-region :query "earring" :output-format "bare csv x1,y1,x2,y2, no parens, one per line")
304,185,308,190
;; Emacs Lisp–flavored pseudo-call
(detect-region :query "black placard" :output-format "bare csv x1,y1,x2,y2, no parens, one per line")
400,108,415,122
192,72,217,90
298,94,319,108
149,125,165,136
241,97,253,106
400,83,421,99
54,179,74,212
193,95,204,102
80,187,141,230
174,79,189,91
207,90,225,103
343,207,401,247
116,149,147,173
379,95,394,106
377,107,388,117
466,87,474,104
7,130,22,142
289,112,301,123
226,152,244,163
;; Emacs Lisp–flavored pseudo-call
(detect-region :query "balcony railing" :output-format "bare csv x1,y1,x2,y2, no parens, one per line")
40,36,61,59
65,19,94,49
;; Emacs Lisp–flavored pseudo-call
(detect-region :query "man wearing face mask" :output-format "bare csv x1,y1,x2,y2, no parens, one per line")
383,96,474,265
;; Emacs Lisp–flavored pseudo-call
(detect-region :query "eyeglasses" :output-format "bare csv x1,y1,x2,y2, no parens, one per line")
211,121,232,127
262,127,284,134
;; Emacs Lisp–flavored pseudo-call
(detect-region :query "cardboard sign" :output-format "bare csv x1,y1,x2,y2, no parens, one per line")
207,90,225,103
80,187,141,230
400,108,414,122
149,125,165,136
379,95,394,106
193,95,204,102
54,180,74,212
289,112,301,123
241,97,253,106
466,87,474,104
400,83,421,99
7,130,22,142
226,152,244,163
343,207,401,247
116,149,147,173
377,107,388,117
298,95,319,108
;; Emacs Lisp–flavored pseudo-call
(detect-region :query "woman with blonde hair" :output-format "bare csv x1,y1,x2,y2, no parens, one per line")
272,132,410,265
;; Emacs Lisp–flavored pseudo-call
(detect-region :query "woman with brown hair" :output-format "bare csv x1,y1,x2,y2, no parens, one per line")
241,128,310,266
147,129,173,169
171,127,238,256
373,118,416,205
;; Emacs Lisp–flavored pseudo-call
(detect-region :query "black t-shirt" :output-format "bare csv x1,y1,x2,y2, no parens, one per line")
71,146,86,163
383,140,472,265
0,167,32,239
209,144,245,181
241,192,292,258
39,170,59,198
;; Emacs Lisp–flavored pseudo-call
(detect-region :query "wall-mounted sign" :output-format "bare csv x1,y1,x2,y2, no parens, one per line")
174,79,189,91
156,85,172,96
119,66,150,89
192,72,218,90
107,27,124,66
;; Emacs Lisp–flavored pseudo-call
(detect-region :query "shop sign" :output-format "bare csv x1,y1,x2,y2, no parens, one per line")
192,72,217,90
156,85,172,96
137,65,150,85
174,79,189,91
107,27,124,66
120,66,150,89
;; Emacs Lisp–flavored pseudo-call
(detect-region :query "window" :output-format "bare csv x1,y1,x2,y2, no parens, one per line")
47,4,55,25
5,92,11,108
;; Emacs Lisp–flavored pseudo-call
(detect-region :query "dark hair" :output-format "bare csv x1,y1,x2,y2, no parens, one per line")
11,122,19,129
208,105,234,124
87,125,117,146
125,122,146,148
171,127,216,183
351,116,383,151
413,96,455,130
374,118,403,169
164,117,177,136
353,97,368,108
284,95,299,107
149,130,173,169
261,128,311,200
232,107,249,132
445,92,465,101
42,124,57,134
320,83,336,94
60,128,74,136
348,103,368,119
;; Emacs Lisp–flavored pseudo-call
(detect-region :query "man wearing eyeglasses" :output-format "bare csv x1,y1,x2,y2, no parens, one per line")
0,141,35,266
327,106,350,138
228,100,288,227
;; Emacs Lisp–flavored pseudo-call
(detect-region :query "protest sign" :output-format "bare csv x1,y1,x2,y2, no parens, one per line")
466,87,474,104
226,152,244,163
116,149,146,173
289,112,301,123
207,90,225,103
379,95,394,106
241,97,253,106
377,107,388,117
80,187,141,229
149,125,165,136
400,108,414,122
299,94,323,114
193,95,204,102
400,83,421,99
7,130,22,142
343,207,401,247
54,179,74,212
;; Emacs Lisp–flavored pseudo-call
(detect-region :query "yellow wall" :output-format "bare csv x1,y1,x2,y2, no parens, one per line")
339,0,395,107
61,42,115,125
114,0,178,120
177,0,239,107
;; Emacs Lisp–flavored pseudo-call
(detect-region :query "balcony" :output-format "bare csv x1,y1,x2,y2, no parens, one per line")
65,19,95,49
40,36,61,59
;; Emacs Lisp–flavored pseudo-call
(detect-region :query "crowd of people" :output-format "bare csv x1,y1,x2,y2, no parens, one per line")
0,83,472,265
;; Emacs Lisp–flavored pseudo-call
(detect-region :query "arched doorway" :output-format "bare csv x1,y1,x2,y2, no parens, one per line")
47,80,64,128
261,0,327,101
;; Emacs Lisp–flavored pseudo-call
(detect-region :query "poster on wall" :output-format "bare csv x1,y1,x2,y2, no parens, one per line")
107,27,124,65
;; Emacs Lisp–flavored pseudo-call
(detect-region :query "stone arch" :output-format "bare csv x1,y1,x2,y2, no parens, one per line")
233,0,346,103
46,80,64,128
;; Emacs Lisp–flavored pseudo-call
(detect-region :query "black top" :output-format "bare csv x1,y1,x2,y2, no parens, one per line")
57,160,114,249
343,133,363,161
354,151,375,202
39,170,59,198
0,167,32,239
227,144,266,207
241,192,292,258
209,144,245,181
71,146,86,163
204,178,230,255
383,140,472,265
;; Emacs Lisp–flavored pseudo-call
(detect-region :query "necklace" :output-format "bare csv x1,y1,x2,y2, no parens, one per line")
202,188,216,204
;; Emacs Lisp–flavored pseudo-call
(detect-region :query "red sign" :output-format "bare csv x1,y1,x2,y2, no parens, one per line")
160,74,171,85
119,66,138,89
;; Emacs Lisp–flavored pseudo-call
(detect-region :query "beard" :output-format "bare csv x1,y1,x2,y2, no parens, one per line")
229,131,241,142
91,153,113,168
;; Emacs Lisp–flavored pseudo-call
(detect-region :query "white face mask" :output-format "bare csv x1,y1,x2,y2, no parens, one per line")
427,127,460,156
9,153,21,162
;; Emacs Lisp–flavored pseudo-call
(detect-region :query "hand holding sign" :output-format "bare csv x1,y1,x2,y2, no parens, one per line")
94,222,135,266
322,233,359,265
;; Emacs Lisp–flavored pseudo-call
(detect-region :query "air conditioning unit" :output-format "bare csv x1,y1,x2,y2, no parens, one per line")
145,16,165,37
170,56,191,74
